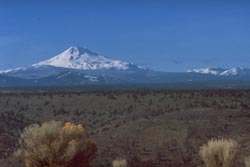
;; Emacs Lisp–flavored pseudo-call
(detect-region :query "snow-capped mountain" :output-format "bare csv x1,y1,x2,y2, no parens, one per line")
187,67,227,75
33,46,142,70
0,46,145,79
187,67,250,76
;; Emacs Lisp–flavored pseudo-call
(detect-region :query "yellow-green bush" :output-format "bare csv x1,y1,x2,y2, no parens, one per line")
199,138,239,167
245,156,250,167
112,158,128,167
19,121,96,167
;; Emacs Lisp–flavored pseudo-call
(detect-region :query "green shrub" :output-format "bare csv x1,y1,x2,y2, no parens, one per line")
199,138,239,167
112,158,127,167
19,121,96,167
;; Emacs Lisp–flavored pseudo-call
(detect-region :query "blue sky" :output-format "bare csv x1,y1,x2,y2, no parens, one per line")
0,0,250,71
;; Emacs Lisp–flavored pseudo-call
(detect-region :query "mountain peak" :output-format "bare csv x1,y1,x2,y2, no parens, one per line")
65,46,98,56
187,67,226,75
187,67,250,76
33,46,142,70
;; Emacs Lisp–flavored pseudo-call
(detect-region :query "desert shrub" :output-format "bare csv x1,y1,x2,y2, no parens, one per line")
199,138,239,167
19,121,97,167
112,158,127,167
245,156,250,167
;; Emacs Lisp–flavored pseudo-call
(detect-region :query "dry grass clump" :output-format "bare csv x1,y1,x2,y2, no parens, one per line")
199,138,239,167
245,156,250,167
19,121,96,167
112,158,128,167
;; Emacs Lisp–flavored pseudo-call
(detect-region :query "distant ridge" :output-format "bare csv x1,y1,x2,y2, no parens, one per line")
0,46,249,88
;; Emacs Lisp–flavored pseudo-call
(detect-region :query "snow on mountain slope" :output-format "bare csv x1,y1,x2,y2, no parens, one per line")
37,71,122,85
33,46,142,70
0,67,27,74
187,67,250,76
187,67,226,75
220,67,250,76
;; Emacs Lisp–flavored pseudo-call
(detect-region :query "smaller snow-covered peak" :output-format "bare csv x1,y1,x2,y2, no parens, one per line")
220,68,238,76
33,46,142,70
187,67,250,76
187,67,226,75
220,67,250,76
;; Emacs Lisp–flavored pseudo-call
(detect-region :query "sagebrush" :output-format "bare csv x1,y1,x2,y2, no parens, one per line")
245,156,250,167
112,158,128,167
19,121,96,167
199,138,239,167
